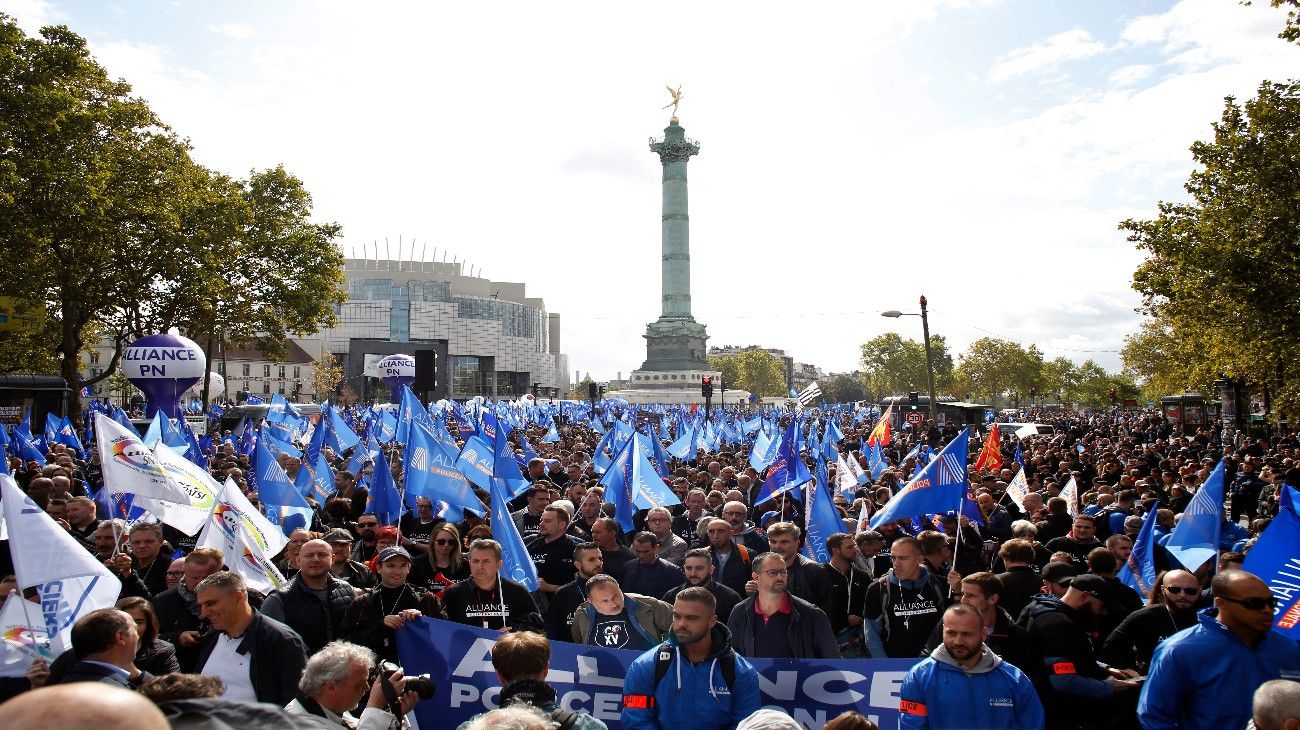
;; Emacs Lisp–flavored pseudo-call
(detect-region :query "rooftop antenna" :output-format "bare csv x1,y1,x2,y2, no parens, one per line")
384,237,391,261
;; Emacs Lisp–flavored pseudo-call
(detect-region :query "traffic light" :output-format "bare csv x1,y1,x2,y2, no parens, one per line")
701,376,713,399
1030,386,1038,398
1109,387,1118,403
908,391,919,410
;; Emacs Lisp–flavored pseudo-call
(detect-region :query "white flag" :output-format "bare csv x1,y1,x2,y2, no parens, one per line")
1061,476,1079,517
0,593,53,677
1004,468,1030,512
0,474,119,655
836,453,868,494
95,413,191,503
147,442,222,536
196,477,287,594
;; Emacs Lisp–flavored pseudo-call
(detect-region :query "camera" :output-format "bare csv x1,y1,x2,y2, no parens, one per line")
373,661,436,701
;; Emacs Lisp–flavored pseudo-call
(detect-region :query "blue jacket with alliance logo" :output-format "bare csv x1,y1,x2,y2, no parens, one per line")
899,644,1045,730
620,624,761,730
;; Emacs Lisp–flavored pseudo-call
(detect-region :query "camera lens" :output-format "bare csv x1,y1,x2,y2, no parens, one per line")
404,675,436,701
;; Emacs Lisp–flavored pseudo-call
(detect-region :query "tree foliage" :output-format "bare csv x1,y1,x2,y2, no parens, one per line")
312,349,343,400
707,350,787,397
858,333,953,398
0,17,345,417
1122,81,1300,416
822,373,867,403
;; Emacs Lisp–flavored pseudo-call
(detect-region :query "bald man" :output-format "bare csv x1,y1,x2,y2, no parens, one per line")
1140,570,1300,730
0,683,169,730
260,539,357,654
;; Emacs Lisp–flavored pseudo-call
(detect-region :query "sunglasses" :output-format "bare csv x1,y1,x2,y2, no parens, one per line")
1219,594,1277,611
1163,586,1198,596
433,539,456,546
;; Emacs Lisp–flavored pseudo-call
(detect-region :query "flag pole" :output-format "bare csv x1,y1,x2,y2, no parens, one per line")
11,588,46,652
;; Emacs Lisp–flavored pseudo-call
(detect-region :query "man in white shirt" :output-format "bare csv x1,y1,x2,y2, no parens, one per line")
194,571,308,707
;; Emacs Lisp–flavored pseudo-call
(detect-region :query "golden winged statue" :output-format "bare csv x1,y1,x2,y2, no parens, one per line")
663,85,683,119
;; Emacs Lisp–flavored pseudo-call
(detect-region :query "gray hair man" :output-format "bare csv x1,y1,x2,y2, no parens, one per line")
285,640,418,729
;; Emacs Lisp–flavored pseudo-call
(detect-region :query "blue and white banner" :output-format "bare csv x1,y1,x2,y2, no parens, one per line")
397,618,918,729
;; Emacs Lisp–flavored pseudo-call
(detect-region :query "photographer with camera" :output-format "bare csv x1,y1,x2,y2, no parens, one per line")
286,640,430,730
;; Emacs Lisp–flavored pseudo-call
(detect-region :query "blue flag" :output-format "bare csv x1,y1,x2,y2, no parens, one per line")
323,403,361,454
644,424,672,479
1164,458,1225,571
755,419,813,503
1118,503,1160,599
455,434,496,491
749,428,779,472
396,385,435,447
405,423,484,516
865,439,887,481
600,438,637,532
490,421,529,498
804,465,844,563
9,421,46,467
489,477,539,591
542,418,561,444
366,447,404,525
870,428,970,529
630,432,681,509
1242,485,1300,639
254,432,314,535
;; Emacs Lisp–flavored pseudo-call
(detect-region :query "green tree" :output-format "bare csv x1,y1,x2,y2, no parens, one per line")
954,338,1041,407
707,350,787,397
1038,357,1079,403
0,18,345,418
1123,81,1300,417
822,373,868,403
569,375,596,401
858,333,953,398
311,349,343,400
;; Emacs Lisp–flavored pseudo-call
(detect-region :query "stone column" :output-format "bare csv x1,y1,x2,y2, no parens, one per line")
650,119,700,319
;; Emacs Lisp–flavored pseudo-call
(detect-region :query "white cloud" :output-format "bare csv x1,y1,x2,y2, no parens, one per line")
1122,0,1291,69
987,28,1107,83
28,0,1300,382
206,23,256,40
3,0,67,35
1109,64,1155,87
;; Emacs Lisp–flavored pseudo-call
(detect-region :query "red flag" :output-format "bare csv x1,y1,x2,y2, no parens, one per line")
867,404,893,446
974,423,1003,473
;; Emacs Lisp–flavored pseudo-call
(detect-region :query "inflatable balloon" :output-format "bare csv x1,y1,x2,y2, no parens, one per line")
123,330,207,419
187,371,226,401
376,353,416,402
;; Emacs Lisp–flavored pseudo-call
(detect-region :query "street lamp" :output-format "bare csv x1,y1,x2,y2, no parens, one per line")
882,295,938,425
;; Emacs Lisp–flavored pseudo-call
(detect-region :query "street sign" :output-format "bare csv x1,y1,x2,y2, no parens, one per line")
905,411,925,427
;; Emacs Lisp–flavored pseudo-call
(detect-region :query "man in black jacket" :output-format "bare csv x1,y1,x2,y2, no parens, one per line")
544,542,605,641
1101,569,1200,673
924,572,1037,676
55,608,142,689
620,532,684,600
195,571,308,706
340,546,444,664
705,519,752,597
152,547,225,672
764,522,832,608
725,552,839,659
995,538,1044,619
261,539,357,655
662,548,741,624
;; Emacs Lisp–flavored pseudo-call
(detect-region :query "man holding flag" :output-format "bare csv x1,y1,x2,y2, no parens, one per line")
441,539,543,634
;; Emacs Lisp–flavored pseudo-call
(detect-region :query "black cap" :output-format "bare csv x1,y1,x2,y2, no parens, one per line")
1041,562,1079,584
1062,574,1107,597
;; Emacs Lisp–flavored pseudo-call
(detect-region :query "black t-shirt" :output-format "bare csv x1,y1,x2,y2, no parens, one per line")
589,607,651,651
863,575,944,659
525,534,581,587
397,515,444,546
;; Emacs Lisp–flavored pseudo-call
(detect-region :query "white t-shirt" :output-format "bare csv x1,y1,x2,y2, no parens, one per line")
200,632,257,703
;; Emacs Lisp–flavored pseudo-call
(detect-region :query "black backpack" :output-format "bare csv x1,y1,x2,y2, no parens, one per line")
651,642,737,693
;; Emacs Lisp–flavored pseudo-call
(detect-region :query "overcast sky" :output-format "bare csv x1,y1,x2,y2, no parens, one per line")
8,0,1297,383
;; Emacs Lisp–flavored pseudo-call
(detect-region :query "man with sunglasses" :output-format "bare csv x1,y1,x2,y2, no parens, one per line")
1101,569,1200,673
1139,570,1300,730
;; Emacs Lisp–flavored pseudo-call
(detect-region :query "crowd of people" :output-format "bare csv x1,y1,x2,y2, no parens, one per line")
1,404,1298,729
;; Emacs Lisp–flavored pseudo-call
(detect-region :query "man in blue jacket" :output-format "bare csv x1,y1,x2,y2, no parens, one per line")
899,604,1044,729
621,587,761,729
1138,570,1300,730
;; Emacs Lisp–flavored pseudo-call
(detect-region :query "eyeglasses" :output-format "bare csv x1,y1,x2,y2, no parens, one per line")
760,569,788,578
1163,586,1198,596
1219,594,1277,611
433,539,456,546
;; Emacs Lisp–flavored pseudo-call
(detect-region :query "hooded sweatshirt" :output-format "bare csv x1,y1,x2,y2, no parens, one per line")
898,644,1045,729
620,624,762,730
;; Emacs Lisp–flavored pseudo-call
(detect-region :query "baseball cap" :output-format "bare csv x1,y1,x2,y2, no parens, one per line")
377,546,412,564
322,528,354,545
1041,562,1079,585
1062,574,1108,597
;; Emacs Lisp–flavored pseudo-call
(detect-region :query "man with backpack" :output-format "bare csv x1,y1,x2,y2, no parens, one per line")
455,631,606,730
621,587,761,730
